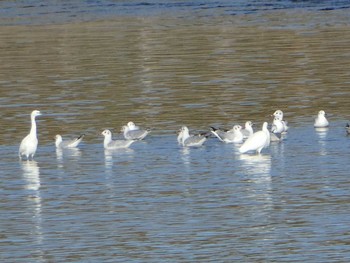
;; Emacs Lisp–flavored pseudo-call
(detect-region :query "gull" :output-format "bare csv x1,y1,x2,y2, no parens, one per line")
178,126,208,147
271,116,285,134
101,129,135,149
314,110,329,128
273,110,288,132
19,110,42,160
55,134,85,148
241,121,254,139
121,125,150,140
239,122,270,154
210,125,244,143
346,123,350,135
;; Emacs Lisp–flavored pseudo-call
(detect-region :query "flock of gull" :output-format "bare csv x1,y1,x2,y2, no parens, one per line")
18,109,349,161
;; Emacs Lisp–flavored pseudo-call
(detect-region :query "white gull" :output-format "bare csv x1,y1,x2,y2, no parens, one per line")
314,110,329,128
241,121,254,139
178,126,208,147
210,125,244,143
273,110,288,132
55,134,85,148
101,129,135,149
122,125,150,140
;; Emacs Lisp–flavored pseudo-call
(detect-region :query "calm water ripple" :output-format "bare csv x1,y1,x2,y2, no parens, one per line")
1,1,350,262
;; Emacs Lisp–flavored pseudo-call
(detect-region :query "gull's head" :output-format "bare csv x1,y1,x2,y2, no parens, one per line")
245,121,253,128
273,110,283,118
127,121,136,128
234,125,242,131
101,129,112,137
181,126,189,132
121,125,128,132
31,110,42,118
318,110,326,116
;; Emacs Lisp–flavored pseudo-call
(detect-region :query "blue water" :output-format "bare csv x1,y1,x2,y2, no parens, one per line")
1,123,350,261
0,0,350,25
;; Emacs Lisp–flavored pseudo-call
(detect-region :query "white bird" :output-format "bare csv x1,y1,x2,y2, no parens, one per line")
19,110,42,160
241,121,254,139
239,122,270,154
346,123,350,135
127,121,140,131
101,129,135,149
210,125,244,143
271,116,285,134
121,125,150,140
179,126,208,147
314,110,329,128
273,110,288,132
55,134,85,148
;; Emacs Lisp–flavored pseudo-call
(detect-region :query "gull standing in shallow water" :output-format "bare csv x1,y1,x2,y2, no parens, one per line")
178,126,208,147
122,125,150,140
314,110,329,128
239,122,270,154
101,129,135,149
273,110,288,132
271,116,285,134
19,110,42,160
55,134,85,148
210,125,244,143
241,121,254,139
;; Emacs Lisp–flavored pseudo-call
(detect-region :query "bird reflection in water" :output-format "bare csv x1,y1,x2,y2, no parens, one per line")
238,154,273,217
56,147,82,162
315,127,328,156
20,160,43,257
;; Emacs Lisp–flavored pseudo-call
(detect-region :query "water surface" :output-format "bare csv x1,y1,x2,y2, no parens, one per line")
1,1,350,262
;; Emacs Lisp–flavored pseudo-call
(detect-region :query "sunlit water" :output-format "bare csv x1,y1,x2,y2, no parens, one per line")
1,1,350,262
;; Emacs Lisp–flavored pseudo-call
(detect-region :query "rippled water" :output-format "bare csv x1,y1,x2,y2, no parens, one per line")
1,1,350,262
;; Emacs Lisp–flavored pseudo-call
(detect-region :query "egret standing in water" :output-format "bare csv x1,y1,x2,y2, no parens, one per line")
19,110,42,160
239,122,270,154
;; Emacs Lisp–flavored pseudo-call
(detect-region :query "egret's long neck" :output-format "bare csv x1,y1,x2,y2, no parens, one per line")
263,124,270,141
29,115,37,138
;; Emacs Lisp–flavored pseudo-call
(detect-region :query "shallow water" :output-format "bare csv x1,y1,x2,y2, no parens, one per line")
1,1,350,262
